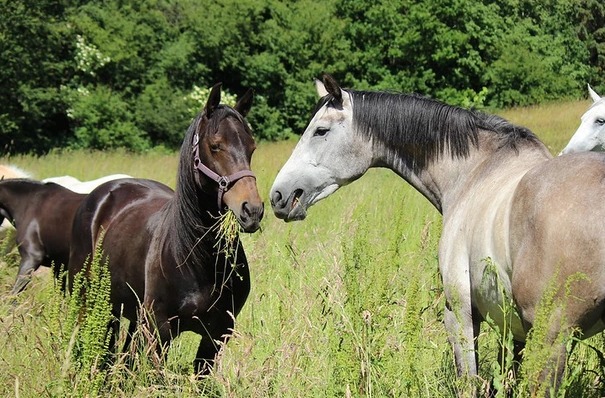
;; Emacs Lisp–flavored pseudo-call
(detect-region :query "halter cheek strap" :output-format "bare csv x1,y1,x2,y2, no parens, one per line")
192,132,256,209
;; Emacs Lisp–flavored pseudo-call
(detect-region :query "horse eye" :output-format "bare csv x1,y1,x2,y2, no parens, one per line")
314,127,329,137
210,143,221,152
596,118,605,126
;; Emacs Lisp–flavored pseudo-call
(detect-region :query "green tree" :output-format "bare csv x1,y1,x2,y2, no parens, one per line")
0,0,74,154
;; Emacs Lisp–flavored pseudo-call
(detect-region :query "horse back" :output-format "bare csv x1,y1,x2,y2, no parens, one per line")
0,180,85,264
68,178,173,318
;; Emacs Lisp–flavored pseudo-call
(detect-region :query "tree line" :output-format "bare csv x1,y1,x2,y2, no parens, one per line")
1,0,603,154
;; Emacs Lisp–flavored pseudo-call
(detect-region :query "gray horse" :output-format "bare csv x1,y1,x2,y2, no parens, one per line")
271,74,605,394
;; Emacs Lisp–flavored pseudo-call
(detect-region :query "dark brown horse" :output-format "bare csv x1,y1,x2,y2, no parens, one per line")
0,179,85,294
68,83,264,375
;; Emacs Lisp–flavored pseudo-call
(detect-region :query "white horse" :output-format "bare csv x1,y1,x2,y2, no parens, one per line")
42,174,133,193
271,74,605,395
559,84,605,154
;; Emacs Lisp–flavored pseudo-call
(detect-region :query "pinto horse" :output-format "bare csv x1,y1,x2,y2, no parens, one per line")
68,83,264,375
270,74,605,393
0,179,85,293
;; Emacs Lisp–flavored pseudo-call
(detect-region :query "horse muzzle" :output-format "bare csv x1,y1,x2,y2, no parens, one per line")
223,178,264,233
270,188,308,222
236,200,264,232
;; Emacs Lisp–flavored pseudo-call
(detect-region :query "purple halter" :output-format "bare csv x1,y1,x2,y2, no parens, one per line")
192,131,256,209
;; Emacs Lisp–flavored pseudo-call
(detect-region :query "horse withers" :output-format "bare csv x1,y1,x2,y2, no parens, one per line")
68,83,264,375
0,179,85,293
270,74,605,394
560,84,605,154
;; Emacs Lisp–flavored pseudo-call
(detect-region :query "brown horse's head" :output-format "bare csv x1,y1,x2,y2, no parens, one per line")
191,83,264,233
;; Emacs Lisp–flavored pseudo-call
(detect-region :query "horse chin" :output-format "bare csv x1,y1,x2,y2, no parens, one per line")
226,200,264,233
278,183,339,222
284,203,308,222
236,215,262,233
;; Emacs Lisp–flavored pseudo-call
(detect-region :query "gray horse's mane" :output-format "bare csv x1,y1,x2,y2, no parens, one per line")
329,90,541,171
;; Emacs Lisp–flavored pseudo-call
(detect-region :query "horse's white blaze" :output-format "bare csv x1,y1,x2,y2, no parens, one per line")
560,85,605,154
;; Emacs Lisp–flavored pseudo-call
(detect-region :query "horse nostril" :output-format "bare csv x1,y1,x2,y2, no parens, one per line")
241,201,251,219
242,201,263,218
270,190,282,207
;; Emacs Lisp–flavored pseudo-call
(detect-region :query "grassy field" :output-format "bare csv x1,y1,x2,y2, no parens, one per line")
1,99,604,397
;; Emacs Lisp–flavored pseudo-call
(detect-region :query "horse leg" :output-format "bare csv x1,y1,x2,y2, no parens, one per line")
194,314,235,377
194,336,221,376
443,298,479,373
510,340,524,379
489,339,525,397
534,341,567,397
123,317,137,353
443,294,480,397
11,247,44,294
139,303,173,369
116,319,138,368
103,317,121,367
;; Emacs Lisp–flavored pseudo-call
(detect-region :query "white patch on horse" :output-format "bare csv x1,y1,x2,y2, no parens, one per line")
43,174,133,193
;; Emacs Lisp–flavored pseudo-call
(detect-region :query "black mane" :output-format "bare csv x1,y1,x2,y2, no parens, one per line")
341,90,541,171
170,105,248,268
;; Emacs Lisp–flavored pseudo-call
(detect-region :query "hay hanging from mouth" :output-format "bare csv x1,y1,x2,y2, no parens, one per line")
213,210,239,261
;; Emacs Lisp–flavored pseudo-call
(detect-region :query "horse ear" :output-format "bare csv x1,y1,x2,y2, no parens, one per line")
315,79,329,98
588,84,601,103
205,82,222,116
234,89,254,117
322,73,343,106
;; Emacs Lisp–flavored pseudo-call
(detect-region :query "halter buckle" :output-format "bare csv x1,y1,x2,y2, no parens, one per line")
217,176,230,189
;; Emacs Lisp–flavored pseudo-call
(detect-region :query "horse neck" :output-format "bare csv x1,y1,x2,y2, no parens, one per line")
166,169,227,274
379,133,552,214
0,181,41,221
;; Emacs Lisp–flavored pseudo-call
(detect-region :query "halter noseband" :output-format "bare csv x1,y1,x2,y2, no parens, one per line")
192,131,256,209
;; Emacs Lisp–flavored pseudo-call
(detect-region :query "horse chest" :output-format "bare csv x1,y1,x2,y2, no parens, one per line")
441,181,527,339
178,291,212,318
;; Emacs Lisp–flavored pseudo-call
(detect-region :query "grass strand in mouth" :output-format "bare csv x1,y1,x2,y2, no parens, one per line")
214,209,239,261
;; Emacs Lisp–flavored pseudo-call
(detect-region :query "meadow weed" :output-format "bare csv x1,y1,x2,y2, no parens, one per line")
0,99,603,397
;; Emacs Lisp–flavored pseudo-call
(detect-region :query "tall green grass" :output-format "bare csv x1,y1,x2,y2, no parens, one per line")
0,99,604,397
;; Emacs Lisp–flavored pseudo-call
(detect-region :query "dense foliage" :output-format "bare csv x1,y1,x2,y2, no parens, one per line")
1,0,603,154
